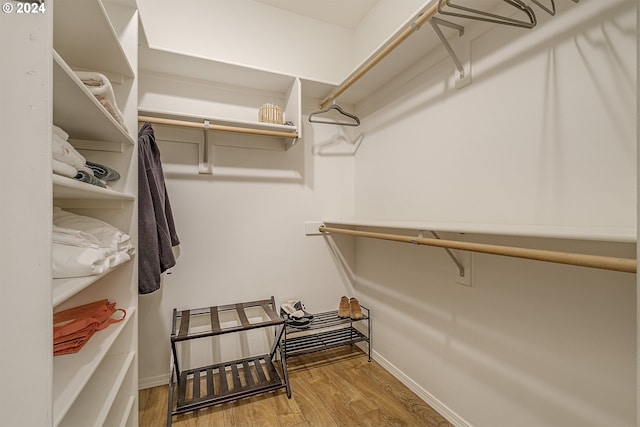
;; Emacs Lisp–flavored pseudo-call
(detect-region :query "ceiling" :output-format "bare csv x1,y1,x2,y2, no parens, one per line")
253,0,379,29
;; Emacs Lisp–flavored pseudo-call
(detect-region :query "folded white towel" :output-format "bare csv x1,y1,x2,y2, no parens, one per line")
52,124,69,141
74,71,128,132
52,241,113,278
53,225,101,248
53,207,133,254
52,158,78,178
52,133,87,172
52,209,134,278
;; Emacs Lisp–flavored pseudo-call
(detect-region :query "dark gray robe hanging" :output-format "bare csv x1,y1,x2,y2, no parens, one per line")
138,122,180,294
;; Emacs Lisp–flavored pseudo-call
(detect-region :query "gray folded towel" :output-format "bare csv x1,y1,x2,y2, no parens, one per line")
86,161,120,181
74,170,106,188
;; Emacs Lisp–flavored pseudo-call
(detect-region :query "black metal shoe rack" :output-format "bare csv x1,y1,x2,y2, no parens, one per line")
167,297,291,426
283,305,371,361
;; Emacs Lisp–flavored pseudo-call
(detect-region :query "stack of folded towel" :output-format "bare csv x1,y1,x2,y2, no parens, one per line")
52,207,135,278
52,124,94,180
52,124,121,188
74,70,128,132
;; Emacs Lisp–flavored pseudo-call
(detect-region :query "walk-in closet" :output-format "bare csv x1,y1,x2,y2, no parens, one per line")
1,0,638,426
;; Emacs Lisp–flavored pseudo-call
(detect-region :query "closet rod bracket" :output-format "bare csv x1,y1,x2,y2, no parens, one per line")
198,119,213,174
429,18,471,89
418,230,466,278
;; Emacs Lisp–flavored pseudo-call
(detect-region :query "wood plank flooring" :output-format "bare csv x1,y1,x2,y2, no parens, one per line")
139,346,453,427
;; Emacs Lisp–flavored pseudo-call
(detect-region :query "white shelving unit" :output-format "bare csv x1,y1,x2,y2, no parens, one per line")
50,0,139,426
138,46,302,153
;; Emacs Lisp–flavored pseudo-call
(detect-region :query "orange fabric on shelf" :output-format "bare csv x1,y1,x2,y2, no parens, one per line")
53,299,126,355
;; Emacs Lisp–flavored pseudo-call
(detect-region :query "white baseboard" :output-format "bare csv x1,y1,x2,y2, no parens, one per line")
139,373,170,390
371,350,472,427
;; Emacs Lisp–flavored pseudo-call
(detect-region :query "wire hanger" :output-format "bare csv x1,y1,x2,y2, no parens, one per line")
437,0,537,29
530,0,555,16
309,104,360,127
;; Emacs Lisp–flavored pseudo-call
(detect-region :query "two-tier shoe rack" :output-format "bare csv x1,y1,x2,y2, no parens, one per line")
282,306,371,361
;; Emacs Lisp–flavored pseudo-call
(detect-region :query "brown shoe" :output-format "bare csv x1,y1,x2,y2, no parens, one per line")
349,297,364,320
338,296,350,318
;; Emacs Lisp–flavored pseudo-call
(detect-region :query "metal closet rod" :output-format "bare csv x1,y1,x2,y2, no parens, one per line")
138,115,298,139
319,226,636,274
319,2,439,109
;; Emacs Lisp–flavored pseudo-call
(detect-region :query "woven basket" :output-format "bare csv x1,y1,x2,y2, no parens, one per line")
258,103,284,124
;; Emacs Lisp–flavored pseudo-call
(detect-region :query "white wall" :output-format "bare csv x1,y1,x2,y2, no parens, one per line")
137,110,358,385
137,0,353,83
352,0,433,68
350,1,637,426
356,0,636,229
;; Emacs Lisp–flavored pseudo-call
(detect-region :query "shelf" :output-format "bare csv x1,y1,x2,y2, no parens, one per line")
53,261,130,307
53,174,135,201
138,109,298,138
53,306,136,426
53,50,134,147
53,0,134,78
283,309,371,360
118,396,137,427
285,309,369,332
139,46,295,93
284,327,369,357
323,219,637,243
58,351,135,427
171,299,283,343
317,2,455,106
138,46,302,153
173,355,285,413
318,1,613,107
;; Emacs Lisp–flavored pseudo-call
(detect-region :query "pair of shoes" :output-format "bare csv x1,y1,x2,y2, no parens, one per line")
338,296,364,320
280,299,313,320
280,299,313,329
285,317,311,329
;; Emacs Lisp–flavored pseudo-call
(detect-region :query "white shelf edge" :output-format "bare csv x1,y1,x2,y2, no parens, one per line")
138,108,298,134
118,395,137,427
53,260,130,307
54,0,134,78
96,0,135,78
57,351,135,427
92,352,136,427
139,45,296,92
322,219,637,243
53,174,135,201
53,50,135,146
53,306,136,426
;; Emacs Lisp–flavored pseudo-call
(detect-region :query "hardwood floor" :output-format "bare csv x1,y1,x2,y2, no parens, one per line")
139,346,453,427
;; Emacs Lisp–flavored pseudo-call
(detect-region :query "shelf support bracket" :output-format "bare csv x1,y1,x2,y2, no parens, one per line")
429,17,471,89
198,120,213,174
418,230,465,278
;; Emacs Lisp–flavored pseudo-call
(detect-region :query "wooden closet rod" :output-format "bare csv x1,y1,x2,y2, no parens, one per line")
319,2,439,109
319,226,637,274
138,116,298,139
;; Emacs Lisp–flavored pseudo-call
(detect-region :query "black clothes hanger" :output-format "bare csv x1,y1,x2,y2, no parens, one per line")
530,0,555,16
308,104,360,127
532,0,581,16
437,0,537,29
